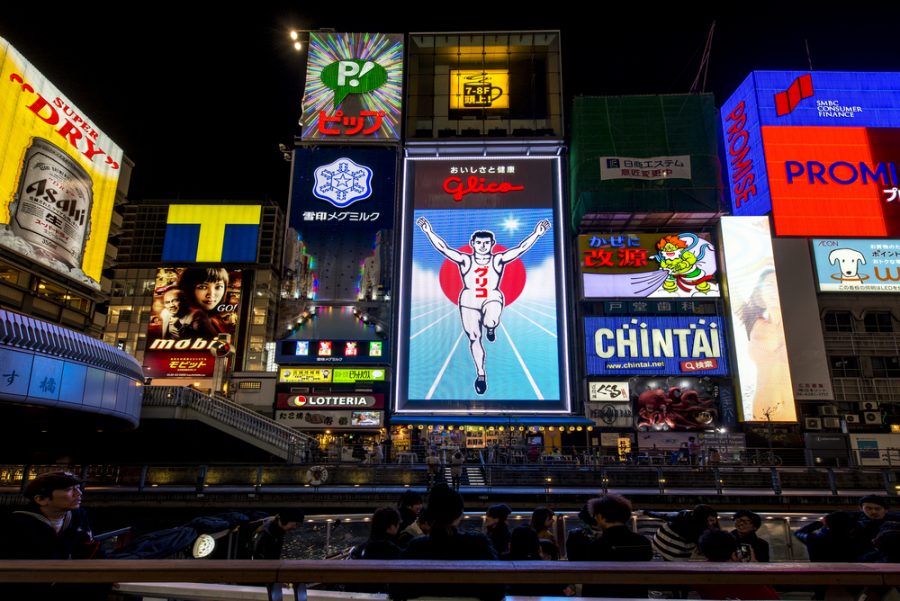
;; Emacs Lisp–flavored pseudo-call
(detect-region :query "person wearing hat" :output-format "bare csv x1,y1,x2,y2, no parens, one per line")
398,483,502,601
0,471,106,600
249,508,305,560
484,503,512,555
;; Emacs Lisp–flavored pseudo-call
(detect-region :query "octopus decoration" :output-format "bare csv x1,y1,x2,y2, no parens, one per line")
636,386,718,431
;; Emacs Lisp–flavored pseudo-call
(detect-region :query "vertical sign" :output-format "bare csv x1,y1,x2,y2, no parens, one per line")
720,216,796,422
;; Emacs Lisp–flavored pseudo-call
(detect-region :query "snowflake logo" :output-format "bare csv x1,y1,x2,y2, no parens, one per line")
312,158,373,208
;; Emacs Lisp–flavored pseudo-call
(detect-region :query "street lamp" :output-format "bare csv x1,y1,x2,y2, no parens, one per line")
289,28,335,52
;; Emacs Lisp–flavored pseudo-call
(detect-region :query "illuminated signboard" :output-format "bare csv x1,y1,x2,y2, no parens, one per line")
278,338,388,365
0,37,124,290
598,155,691,181
579,233,719,299
289,147,396,231
449,70,509,110
278,368,333,384
584,316,728,377
300,32,403,141
276,409,383,428
588,381,630,402
162,205,261,263
631,376,720,431
276,393,384,410
721,71,900,236
813,238,900,292
720,216,796,422
333,368,386,384
584,400,633,429
395,157,571,414
143,268,243,378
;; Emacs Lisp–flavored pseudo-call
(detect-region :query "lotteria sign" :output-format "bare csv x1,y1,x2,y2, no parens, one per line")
721,71,900,237
584,316,728,376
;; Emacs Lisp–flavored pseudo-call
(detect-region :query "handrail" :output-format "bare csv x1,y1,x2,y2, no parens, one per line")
143,387,314,461
0,560,898,586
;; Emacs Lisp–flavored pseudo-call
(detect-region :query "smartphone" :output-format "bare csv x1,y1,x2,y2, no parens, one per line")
736,543,753,562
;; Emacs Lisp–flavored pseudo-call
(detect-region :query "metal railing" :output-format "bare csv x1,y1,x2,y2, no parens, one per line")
143,387,314,462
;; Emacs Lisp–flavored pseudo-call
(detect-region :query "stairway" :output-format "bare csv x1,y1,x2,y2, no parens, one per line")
441,465,486,487
141,386,315,462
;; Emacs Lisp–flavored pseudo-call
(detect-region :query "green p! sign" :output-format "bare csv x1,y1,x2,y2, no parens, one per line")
321,59,388,108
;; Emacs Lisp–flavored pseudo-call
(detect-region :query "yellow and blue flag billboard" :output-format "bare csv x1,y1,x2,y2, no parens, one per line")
162,204,261,263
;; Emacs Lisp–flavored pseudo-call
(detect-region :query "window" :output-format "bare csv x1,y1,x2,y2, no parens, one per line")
238,381,262,390
252,307,267,325
830,355,861,378
872,357,900,378
823,311,854,332
864,312,893,333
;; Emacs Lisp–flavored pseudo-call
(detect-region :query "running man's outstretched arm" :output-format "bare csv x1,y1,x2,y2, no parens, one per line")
416,217,465,263
498,219,551,264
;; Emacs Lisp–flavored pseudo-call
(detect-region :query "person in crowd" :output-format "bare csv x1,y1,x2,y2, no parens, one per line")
794,511,866,562
398,506,433,548
583,494,653,599
397,491,423,532
349,507,402,594
646,504,718,560
530,506,556,544
671,442,690,465
425,449,443,488
450,450,464,490
861,529,900,563
0,471,106,600
177,267,231,336
502,526,569,597
688,436,701,465
351,507,402,560
706,447,721,467
731,510,770,562
857,495,900,547
565,503,602,561
484,503,512,555
250,508,305,560
694,529,780,600
398,483,501,601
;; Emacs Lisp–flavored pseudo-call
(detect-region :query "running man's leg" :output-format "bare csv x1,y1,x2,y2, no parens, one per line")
461,306,487,394
482,300,502,342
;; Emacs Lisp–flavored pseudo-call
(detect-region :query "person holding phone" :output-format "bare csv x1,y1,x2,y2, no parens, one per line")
731,510,770,562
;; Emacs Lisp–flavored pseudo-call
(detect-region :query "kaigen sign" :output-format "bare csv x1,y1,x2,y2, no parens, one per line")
579,233,719,299
0,38,124,290
144,267,243,378
584,316,728,377
300,32,403,141
720,216,796,422
813,238,900,292
395,157,571,414
721,71,900,236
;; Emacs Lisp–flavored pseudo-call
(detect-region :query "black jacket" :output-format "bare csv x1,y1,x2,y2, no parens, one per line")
583,525,653,598
394,530,501,601
731,529,770,562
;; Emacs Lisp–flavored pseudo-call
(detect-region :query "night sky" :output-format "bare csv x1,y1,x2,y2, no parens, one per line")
3,3,900,204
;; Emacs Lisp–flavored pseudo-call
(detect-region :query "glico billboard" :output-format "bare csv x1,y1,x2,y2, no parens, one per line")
394,157,571,414
0,37,124,290
722,71,900,237
299,32,403,142
144,267,243,378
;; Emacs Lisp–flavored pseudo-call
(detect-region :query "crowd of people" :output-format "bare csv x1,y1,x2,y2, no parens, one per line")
4,471,898,600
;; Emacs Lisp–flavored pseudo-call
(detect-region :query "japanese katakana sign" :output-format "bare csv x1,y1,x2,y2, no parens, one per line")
578,233,720,299
300,33,403,141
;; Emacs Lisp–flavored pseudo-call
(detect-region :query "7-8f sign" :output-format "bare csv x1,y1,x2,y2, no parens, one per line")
588,381,630,401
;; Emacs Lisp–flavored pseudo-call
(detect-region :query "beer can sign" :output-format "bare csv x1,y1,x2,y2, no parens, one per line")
10,138,92,269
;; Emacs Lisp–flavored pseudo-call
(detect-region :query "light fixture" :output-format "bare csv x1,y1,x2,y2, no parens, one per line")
192,534,216,559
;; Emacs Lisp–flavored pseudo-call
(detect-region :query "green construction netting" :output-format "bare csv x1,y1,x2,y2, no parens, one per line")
569,94,724,231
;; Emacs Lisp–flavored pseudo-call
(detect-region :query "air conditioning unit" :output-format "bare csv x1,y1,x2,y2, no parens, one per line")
822,417,842,429
860,401,881,412
844,414,862,424
804,417,823,430
864,412,884,425
818,405,839,416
